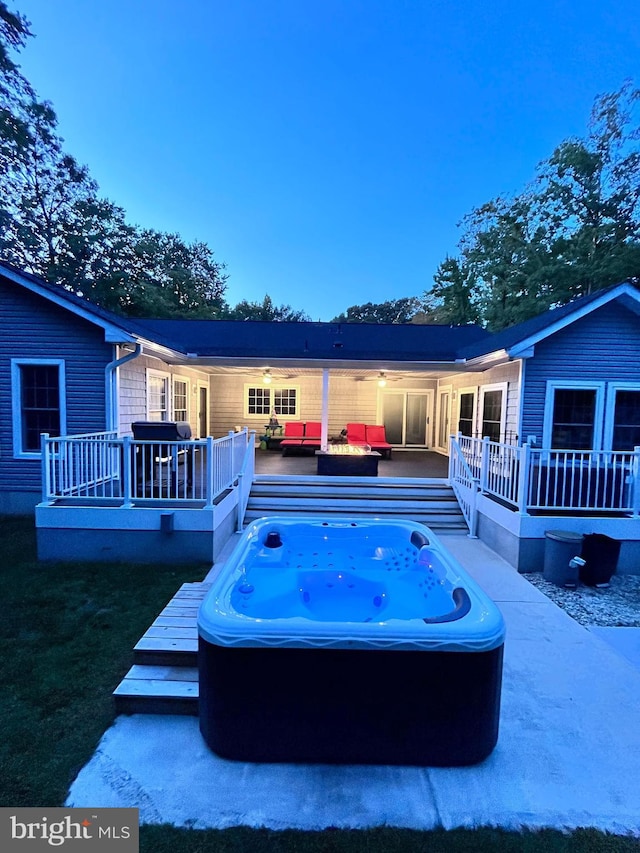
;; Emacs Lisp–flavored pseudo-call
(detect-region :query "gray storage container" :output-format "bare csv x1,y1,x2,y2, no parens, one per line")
543,530,584,588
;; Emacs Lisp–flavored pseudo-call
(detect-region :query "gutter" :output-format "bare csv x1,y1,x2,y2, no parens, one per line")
105,344,142,431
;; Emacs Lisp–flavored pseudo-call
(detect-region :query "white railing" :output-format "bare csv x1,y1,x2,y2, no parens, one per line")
451,434,640,517
448,436,479,536
41,429,254,508
526,449,638,514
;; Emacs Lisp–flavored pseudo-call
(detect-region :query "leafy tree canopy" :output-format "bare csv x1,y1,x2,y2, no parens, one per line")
223,294,311,322
0,1,227,319
331,296,428,324
428,81,640,330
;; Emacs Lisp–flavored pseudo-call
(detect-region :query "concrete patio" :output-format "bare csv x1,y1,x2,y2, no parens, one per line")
66,534,640,835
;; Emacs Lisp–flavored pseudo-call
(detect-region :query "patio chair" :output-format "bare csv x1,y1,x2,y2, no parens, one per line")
365,425,393,459
346,423,368,446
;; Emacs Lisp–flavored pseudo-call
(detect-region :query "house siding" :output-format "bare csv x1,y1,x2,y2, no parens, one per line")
445,362,521,444
208,372,438,439
118,355,210,437
521,302,640,444
0,275,112,499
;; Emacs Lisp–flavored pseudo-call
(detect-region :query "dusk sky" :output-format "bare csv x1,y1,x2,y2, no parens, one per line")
17,0,640,320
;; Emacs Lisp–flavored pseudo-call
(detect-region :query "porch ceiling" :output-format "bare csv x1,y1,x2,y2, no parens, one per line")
181,364,465,382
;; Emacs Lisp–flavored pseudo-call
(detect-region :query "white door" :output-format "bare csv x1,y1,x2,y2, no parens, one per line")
436,387,452,452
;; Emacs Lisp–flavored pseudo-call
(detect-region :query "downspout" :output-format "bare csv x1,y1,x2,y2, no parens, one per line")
105,344,142,432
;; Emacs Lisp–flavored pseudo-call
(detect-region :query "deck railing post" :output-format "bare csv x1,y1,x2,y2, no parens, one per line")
632,446,640,519
516,439,532,516
204,436,215,510
40,433,52,503
479,437,490,494
121,435,133,508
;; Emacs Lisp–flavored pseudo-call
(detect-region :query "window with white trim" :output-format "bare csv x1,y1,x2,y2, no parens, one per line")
543,381,605,450
147,370,169,421
610,387,640,451
479,383,507,443
457,388,476,437
552,389,597,449
173,376,189,423
245,385,299,419
11,359,66,455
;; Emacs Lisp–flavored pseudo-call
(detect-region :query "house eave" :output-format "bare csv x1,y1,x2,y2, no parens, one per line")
459,349,510,369
174,355,469,371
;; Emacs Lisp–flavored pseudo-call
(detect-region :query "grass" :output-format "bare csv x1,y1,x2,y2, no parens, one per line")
0,515,638,852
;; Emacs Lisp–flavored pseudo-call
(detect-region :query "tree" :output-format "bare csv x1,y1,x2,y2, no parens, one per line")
426,257,480,325
331,297,427,324
431,82,640,330
224,294,310,322
0,2,229,319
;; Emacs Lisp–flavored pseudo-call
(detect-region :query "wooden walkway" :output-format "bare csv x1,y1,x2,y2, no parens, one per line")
113,582,210,715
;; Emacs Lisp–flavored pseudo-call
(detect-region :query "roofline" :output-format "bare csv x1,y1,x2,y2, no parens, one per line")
175,355,469,370
0,264,138,345
506,283,640,357
461,283,640,362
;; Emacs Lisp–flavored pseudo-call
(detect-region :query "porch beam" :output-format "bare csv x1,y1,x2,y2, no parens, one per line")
321,369,329,452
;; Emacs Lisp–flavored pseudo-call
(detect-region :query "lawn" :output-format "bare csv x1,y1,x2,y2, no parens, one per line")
0,515,638,852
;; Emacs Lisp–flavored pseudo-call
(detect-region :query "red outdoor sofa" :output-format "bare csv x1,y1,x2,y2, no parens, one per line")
346,423,393,458
280,421,322,455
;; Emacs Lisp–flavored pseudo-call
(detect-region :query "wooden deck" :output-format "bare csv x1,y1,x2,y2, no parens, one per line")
113,582,210,715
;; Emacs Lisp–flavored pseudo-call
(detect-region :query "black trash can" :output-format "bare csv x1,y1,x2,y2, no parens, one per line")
543,530,584,588
579,533,621,587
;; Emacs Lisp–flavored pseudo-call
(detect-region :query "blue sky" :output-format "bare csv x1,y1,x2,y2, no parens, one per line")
16,0,640,320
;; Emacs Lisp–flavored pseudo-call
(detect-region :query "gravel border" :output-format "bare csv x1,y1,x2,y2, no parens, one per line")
522,572,640,627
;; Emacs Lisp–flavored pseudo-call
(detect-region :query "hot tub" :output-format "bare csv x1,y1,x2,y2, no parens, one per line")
198,517,505,766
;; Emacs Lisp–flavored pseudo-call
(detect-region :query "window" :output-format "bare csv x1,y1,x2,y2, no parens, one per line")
479,385,506,443
611,389,640,451
458,390,476,437
543,382,604,450
173,377,189,423
11,359,66,456
245,385,299,419
147,370,169,421
273,387,297,416
551,389,597,449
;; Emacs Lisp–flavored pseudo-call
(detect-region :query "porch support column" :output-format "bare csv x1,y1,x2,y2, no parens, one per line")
321,368,329,452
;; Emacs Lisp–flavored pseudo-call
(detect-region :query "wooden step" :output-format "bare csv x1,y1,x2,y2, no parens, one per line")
132,581,210,667
114,665,199,715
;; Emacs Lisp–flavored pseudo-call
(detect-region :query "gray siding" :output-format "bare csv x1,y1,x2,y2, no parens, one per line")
118,355,210,436
521,302,640,442
0,275,113,495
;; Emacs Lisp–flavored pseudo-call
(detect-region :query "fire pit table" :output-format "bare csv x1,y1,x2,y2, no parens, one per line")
315,445,381,476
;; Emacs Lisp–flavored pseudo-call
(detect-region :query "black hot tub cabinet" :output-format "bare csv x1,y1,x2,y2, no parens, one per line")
198,517,505,766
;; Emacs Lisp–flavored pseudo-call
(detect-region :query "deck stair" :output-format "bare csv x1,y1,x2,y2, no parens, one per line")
113,582,209,715
245,475,468,532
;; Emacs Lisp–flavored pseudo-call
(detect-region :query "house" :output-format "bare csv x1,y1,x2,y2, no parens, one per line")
1,260,639,571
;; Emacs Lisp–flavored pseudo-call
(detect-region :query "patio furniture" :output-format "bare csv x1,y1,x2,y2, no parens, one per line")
346,423,393,458
280,421,323,455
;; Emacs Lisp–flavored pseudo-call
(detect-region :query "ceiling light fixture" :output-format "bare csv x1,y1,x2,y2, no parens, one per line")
263,369,272,384
377,371,387,388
